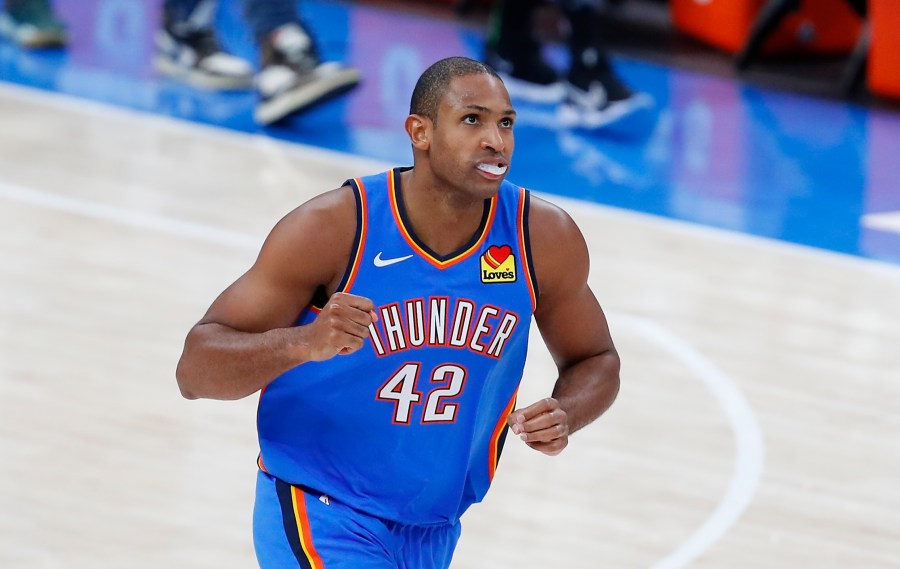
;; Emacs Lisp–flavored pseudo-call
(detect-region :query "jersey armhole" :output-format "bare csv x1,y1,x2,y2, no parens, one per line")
333,179,368,295
518,188,539,311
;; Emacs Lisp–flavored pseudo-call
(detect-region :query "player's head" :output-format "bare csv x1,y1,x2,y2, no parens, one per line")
410,57,501,124
407,57,515,197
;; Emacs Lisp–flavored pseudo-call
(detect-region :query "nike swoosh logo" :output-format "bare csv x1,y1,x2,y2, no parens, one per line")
373,252,414,267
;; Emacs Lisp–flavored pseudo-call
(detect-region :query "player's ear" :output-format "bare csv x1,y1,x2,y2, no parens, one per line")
405,114,431,150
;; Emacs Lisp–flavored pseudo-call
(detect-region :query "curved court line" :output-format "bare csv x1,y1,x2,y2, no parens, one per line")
612,312,765,569
1,177,766,567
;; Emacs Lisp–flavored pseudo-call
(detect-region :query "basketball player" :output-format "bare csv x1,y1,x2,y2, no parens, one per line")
176,56,620,568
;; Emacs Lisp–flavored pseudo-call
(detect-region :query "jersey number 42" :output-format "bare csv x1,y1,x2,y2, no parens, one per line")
376,363,466,425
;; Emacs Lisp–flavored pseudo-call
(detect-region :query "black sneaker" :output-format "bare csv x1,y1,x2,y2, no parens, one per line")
154,2,253,91
485,47,565,104
254,23,360,125
559,47,653,130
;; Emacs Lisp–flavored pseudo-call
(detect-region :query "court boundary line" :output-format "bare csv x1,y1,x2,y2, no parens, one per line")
1,174,765,568
0,81,391,174
0,85,848,564
540,193,900,277
1,81,899,275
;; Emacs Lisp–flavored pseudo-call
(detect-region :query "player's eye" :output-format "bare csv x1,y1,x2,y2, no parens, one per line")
500,117,514,128
463,115,478,125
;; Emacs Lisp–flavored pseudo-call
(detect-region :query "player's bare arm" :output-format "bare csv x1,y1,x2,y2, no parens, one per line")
507,195,621,456
176,186,375,401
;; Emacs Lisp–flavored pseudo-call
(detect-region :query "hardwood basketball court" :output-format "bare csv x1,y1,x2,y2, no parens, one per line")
1,85,898,568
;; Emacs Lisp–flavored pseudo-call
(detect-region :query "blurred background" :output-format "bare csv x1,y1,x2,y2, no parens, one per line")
1,0,898,263
1,1,899,568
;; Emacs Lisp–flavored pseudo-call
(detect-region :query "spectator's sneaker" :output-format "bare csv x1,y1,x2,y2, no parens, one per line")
154,26,254,90
254,23,360,125
559,84,654,130
485,48,565,104
0,0,66,49
558,47,653,130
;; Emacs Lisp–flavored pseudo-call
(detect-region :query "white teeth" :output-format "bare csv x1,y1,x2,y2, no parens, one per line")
477,163,507,175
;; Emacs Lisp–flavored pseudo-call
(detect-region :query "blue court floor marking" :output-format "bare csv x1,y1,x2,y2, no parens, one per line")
1,0,898,265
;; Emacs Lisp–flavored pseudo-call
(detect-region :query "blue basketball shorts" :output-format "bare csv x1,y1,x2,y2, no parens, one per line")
253,470,462,569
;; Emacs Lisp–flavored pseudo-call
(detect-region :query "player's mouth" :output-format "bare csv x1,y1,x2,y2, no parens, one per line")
476,160,508,179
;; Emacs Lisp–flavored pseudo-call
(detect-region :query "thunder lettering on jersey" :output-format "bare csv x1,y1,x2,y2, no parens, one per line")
256,168,538,525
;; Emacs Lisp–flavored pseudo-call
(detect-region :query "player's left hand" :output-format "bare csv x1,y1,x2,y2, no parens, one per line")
507,397,569,456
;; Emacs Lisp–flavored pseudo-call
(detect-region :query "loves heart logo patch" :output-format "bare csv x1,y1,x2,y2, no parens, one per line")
480,244,517,283
483,245,511,269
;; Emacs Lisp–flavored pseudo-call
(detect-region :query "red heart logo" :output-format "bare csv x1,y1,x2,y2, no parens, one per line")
485,245,512,269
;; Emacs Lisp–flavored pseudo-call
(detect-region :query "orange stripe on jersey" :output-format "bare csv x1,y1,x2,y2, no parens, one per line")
488,389,519,481
257,454,268,473
484,248,504,268
388,169,497,269
517,188,537,310
290,486,325,569
340,178,368,292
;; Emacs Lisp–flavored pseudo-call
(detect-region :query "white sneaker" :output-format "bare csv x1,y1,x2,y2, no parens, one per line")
558,81,654,130
254,23,360,125
154,27,254,90
485,49,565,104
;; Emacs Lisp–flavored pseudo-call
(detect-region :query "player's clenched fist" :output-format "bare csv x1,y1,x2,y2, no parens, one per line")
302,292,377,361
507,397,569,456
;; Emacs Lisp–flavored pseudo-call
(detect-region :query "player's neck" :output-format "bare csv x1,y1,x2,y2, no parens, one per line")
400,168,487,257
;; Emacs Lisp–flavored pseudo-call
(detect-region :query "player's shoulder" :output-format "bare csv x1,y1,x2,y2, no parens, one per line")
276,184,357,231
296,184,357,217
527,193,582,241
525,193,589,297
260,184,359,257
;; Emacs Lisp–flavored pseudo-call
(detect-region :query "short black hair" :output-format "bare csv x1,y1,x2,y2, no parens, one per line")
409,56,500,122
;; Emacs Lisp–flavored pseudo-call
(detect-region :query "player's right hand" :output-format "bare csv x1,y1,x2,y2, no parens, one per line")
302,292,377,361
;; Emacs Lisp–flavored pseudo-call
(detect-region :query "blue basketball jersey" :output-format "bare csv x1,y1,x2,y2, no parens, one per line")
257,168,538,525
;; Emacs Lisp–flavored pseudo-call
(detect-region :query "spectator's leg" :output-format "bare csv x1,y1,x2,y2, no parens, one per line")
483,0,565,103
242,0,301,44
564,1,632,102
558,0,654,130
735,0,801,70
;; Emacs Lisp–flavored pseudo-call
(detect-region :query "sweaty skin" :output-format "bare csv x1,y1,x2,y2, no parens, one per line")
176,72,619,456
